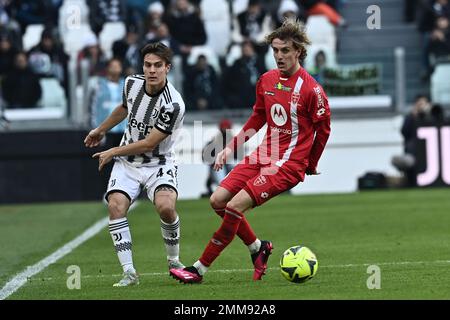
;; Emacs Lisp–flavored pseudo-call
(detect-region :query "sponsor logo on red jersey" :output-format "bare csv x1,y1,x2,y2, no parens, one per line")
270,126,292,134
275,82,292,92
313,86,324,106
270,104,288,126
291,92,300,107
313,86,326,117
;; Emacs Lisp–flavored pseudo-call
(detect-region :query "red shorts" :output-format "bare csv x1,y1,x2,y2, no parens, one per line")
220,161,302,207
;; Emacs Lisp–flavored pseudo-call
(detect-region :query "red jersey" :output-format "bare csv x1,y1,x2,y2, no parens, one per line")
228,67,331,181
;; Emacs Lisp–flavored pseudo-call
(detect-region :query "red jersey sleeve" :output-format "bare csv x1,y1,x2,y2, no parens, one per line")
227,77,266,151
307,85,331,172
309,85,331,123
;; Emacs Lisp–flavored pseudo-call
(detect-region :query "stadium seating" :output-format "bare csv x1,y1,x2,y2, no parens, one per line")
3,78,67,121
39,78,67,110
232,0,250,15
264,46,277,70
431,63,450,106
187,46,221,73
201,0,231,56
62,24,96,59
305,15,336,50
304,44,337,70
22,24,45,51
58,0,90,36
99,22,127,59
225,43,242,67
304,15,337,71
58,0,93,58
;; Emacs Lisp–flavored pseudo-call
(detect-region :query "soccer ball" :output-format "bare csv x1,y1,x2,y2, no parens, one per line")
280,245,318,283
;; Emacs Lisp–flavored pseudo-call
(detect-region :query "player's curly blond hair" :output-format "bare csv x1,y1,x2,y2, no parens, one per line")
265,18,311,63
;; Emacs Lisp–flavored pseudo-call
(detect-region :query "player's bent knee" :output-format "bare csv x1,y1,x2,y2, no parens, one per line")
156,203,175,216
225,200,241,213
107,197,129,219
210,192,227,209
226,197,252,214
156,203,177,222
226,189,255,213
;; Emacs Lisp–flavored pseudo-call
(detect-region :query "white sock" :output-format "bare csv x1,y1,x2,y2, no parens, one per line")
193,260,208,276
248,239,261,254
109,217,135,273
160,215,180,261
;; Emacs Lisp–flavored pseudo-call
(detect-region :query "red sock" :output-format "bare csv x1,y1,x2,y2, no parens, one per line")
214,208,257,246
200,207,243,267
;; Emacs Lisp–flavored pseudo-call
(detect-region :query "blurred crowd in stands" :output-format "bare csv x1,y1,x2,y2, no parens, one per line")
405,0,450,79
0,0,345,113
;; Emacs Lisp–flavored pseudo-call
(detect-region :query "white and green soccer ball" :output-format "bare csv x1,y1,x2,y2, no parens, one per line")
280,245,318,283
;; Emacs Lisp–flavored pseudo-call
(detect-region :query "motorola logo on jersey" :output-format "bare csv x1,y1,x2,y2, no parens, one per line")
270,126,292,135
270,104,288,126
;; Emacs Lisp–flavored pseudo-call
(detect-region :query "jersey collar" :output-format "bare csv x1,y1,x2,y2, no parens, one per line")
144,79,168,97
278,66,303,81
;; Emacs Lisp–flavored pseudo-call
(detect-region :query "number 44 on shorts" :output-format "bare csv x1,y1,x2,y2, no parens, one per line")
156,168,176,178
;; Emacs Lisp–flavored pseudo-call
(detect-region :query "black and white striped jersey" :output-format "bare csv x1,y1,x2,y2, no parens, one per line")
118,74,185,167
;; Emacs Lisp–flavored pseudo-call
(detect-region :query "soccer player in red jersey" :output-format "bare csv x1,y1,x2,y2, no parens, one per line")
170,19,331,283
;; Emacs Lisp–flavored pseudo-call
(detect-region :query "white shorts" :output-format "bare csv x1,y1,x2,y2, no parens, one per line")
105,159,178,203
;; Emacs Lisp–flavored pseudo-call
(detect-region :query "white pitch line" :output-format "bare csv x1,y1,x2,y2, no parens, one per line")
321,260,450,268
26,259,450,282
0,201,139,300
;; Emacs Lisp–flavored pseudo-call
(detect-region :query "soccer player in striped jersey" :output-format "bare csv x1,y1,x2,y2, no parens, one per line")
84,42,186,287
170,19,331,284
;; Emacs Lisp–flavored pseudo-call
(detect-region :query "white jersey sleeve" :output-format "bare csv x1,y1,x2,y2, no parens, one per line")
154,101,184,135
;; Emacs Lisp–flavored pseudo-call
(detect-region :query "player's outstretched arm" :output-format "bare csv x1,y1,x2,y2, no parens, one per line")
84,128,105,148
214,109,265,171
92,128,169,171
84,104,128,148
221,108,266,168
219,76,266,168
214,147,232,171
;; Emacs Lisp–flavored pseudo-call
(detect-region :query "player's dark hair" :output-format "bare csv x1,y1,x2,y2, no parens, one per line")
140,42,173,65
265,18,311,63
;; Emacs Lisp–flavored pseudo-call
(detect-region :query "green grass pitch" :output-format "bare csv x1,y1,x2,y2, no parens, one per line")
1,188,450,300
